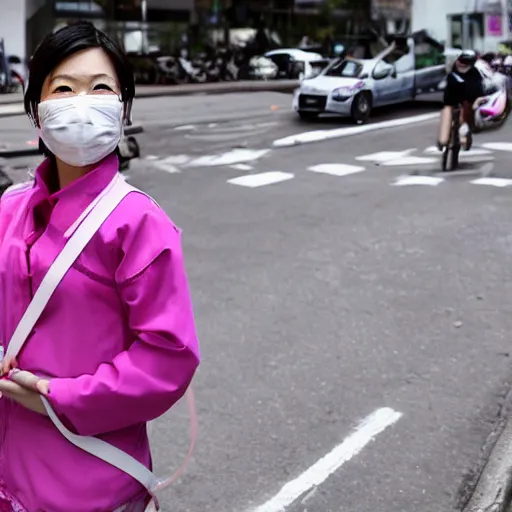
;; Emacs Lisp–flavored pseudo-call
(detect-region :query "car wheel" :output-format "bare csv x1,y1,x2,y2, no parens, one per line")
351,92,372,124
298,111,319,120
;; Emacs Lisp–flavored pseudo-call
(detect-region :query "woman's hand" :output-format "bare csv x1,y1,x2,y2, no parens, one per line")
0,370,50,416
0,355,18,376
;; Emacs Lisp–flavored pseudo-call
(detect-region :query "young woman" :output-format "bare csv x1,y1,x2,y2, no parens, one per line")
0,21,200,511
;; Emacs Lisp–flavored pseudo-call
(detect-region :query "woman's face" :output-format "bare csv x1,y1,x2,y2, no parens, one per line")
40,47,121,102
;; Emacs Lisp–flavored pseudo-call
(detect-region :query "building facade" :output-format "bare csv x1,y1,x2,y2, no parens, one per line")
412,0,510,51
1,0,196,61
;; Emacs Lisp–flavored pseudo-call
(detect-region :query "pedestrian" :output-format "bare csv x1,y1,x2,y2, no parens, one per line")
0,21,200,512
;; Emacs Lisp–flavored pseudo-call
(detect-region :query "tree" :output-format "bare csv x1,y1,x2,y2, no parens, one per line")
316,0,371,39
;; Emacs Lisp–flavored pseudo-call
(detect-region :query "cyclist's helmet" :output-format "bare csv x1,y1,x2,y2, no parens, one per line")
457,50,477,66
454,50,477,74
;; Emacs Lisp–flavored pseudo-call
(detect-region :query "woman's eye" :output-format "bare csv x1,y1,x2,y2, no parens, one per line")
53,85,72,93
93,83,113,91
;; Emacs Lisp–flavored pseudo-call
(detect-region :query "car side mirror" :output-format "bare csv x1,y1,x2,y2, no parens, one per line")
373,67,391,80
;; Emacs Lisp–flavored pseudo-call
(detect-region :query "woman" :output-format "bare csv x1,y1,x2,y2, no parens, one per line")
0,21,200,512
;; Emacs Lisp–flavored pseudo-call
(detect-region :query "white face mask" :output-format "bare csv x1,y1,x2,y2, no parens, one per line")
37,94,124,167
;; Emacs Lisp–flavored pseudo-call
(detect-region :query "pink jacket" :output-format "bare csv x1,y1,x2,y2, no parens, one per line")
0,154,200,511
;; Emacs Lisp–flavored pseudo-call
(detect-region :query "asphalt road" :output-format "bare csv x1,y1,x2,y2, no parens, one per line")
2,92,512,512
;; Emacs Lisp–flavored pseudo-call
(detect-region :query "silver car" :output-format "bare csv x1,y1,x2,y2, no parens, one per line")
293,38,446,123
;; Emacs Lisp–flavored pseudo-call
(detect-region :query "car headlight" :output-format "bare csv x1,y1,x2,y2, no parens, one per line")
332,81,364,100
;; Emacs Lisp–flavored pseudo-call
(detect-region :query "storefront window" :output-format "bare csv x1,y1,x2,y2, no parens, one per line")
53,1,106,17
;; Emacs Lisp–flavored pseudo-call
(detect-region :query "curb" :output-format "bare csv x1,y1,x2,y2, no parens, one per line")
0,124,144,158
0,80,299,111
135,79,299,98
461,387,512,512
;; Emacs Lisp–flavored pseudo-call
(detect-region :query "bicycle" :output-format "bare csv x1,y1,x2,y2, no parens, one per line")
441,106,462,172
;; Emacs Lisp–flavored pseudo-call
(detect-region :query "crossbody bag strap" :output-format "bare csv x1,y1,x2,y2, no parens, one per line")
41,396,160,495
6,173,125,361
4,174,182,506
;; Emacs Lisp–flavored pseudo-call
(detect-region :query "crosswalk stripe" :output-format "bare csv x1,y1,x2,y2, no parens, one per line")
227,171,294,188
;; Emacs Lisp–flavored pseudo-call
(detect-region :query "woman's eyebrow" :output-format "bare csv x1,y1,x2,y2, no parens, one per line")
50,73,116,82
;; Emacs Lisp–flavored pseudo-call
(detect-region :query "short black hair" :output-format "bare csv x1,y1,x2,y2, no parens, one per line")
24,20,135,128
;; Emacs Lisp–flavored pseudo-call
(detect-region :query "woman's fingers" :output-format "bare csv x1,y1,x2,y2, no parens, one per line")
36,379,50,396
8,370,40,391
0,356,18,376
7,370,49,396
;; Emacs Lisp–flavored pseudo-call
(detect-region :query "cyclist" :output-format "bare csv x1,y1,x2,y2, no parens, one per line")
438,50,484,151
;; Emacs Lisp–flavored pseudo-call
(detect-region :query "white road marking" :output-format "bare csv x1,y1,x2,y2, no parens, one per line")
424,146,492,157
356,149,415,163
471,177,512,187
423,146,442,155
228,171,294,188
0,104,24,116
308,163,365,176
231,164,254,171
380,156,437,166
174,124,196,131
187,149,269,167
149,155,191,174
272,113,439,147
249,407,402,512
146,155,159,161
481,142,512,152
152,162,181,173
393,175,444,186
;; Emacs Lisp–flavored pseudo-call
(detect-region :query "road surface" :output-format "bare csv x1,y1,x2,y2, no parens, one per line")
1,92,512,512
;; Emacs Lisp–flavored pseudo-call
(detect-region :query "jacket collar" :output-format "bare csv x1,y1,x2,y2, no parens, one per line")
27,153,120,238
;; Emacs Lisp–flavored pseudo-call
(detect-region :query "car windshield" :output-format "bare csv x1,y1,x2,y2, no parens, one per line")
324,59,363,78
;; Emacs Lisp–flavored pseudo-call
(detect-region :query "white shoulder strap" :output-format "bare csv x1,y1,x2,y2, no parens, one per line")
5,174,176,505
6,174,128,361
41,396,160,494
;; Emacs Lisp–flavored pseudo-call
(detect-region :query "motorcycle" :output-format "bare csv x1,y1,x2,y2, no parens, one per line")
473,77,511,132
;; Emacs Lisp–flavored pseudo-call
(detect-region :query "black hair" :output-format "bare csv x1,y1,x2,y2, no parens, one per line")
24,21,135,157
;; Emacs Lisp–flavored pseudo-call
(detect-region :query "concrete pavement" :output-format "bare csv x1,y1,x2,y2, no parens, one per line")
1,92,512,511
129,110,512,512
0,80,299,110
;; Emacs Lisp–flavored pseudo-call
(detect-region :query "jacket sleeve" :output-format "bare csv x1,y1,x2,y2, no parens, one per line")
46,205,200,436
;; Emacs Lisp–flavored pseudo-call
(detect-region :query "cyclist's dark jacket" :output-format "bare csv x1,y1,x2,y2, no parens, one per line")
443,64,485,106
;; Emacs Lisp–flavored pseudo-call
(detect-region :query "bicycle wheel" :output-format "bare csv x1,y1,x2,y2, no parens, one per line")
450,145,460,170
442,146,450,171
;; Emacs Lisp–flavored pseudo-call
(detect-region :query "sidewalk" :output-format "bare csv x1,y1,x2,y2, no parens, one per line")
0,79,299,107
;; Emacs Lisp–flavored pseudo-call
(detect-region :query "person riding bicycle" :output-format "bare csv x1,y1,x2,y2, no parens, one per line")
438,50,485,151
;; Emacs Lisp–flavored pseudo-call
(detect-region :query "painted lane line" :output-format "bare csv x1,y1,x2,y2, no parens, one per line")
231,164,254,171
187,149,269,167
272,112,439,147
308,163,365,177
423,146,442,155
0,104,25,116
393,175,444,186
471,177,512,187
424,146,492,157
481,142,512,152
380,156,438,166
228,171,294,188
150,155,191,174
152,162,181,174
249,407,402,512
174,124,196,131
356,149,416,163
